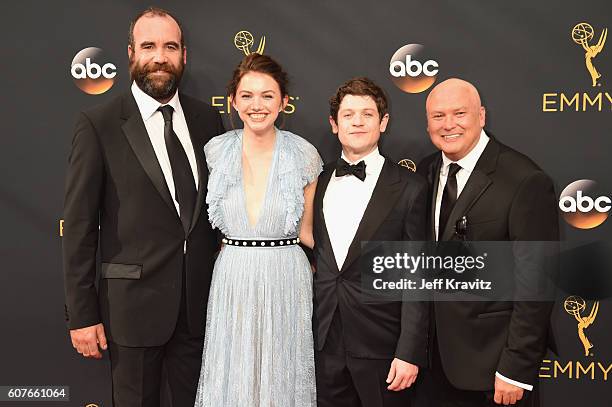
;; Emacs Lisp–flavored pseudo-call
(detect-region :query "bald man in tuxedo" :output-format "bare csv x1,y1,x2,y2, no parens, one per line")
417,78,558,406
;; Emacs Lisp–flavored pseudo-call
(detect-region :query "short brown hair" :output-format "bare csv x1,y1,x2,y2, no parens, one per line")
227,53,289,99
128,7,184,49
329,77,388,122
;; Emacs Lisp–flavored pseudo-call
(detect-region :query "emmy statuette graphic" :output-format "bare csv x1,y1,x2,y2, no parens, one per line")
572,23,607,87
564,295,599,356
398,159,417,172
234,30,266,56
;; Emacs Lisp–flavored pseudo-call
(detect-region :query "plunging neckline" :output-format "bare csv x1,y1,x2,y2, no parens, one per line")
239,129,280,231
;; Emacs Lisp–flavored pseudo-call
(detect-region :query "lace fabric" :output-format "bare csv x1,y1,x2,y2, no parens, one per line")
195,128,322,406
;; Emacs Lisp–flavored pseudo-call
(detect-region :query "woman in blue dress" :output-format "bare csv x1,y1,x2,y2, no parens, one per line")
194,54,322,406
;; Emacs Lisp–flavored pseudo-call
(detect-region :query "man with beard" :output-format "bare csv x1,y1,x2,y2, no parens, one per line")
63,7,224,407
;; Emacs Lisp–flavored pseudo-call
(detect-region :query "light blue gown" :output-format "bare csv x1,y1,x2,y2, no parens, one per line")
194,129,322,407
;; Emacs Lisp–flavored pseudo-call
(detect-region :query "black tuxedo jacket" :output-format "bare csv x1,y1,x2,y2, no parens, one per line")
313,158,429,366
63,91,224,347
417,136,559,391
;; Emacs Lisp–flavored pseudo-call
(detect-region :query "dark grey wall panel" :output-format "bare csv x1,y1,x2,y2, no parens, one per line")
1,0,610,405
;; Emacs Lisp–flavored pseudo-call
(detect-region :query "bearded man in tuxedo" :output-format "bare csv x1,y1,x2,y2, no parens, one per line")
63,7,223,407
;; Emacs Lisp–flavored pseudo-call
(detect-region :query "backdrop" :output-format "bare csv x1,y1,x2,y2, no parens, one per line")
1,0,610,406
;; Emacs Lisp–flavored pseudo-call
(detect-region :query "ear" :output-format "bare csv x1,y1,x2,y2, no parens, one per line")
182,46,187,65
379,113,390,133
280,94,289,112
329,116,339,134
128,45,133,59
230,95,236,110
479,106,486,128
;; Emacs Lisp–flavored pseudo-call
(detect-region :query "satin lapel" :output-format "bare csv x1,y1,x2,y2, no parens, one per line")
341,160,402,273
181,98,206,235
428,156,442,240
440,139,499,241
121,94,176,216
315,165,340,273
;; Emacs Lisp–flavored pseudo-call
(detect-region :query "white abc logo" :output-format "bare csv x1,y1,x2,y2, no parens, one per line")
71,58,117,79
559,191,612,213
390,55,439,78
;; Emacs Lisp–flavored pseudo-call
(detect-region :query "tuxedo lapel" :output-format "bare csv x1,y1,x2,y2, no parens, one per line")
315,164,340,273
181,97,206,235
440,139,499,241
341,160,403,273
428,156,442,240
121,93,177,216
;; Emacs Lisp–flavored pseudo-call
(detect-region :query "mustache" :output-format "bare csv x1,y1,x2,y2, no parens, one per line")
142,63,174,74
130,59,183,102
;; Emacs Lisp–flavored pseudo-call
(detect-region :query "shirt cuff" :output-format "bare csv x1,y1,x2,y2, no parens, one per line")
495,372,533,391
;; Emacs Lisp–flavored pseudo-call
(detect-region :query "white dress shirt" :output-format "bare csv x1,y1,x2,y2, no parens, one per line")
131,81,198,216
433,129,533,391
434,130,489,240
323,147,385,270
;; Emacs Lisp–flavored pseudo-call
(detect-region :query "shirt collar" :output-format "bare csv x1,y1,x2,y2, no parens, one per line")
441,129,489,175
131,81,181,121
341,146,384,175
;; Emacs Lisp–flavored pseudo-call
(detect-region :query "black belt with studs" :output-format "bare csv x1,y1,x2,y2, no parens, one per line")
221,236,300,247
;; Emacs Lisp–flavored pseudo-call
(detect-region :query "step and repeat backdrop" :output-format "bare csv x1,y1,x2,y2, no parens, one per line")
1,0,610,406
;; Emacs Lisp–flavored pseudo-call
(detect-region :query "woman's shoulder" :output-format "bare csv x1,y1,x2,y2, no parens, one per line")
277,129,323,184
205,130,241,150
279,129,319,157
204,130,242,169
204,130,241,157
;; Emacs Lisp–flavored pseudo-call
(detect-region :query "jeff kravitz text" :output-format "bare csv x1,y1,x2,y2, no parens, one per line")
370,251,493,292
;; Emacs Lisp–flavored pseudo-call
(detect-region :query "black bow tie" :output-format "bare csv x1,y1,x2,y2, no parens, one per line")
335,159,366,181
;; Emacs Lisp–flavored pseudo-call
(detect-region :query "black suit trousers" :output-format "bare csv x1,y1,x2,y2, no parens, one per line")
108,262,204,407
315,310,413,407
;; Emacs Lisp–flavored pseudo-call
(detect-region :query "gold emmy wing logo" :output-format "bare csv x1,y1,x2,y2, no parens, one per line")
234,30,266,55
398,159,416,172
564,295,599,356
572,23,607,87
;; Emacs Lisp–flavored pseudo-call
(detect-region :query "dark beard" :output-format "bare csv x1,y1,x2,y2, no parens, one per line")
130,59,183,101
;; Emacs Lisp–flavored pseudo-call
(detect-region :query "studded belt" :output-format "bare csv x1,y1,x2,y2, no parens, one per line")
221,236,300,247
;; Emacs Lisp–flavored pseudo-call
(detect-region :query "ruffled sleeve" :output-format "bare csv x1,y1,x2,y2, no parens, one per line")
204,131,242,232
300,138,324,186
277,130,323,235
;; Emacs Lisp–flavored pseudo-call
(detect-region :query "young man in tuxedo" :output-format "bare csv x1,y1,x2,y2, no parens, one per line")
417,78,559,406
62,7,224,407
313,77,429,407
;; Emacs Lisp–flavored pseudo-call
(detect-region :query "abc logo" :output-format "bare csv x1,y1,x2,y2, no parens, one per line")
389,44,439,94
559,179,610,229
71,47,116,95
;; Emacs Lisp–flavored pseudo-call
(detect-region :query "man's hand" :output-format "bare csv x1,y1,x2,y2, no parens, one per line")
70,323,107,359
386,358,418,391
494,375,524,405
